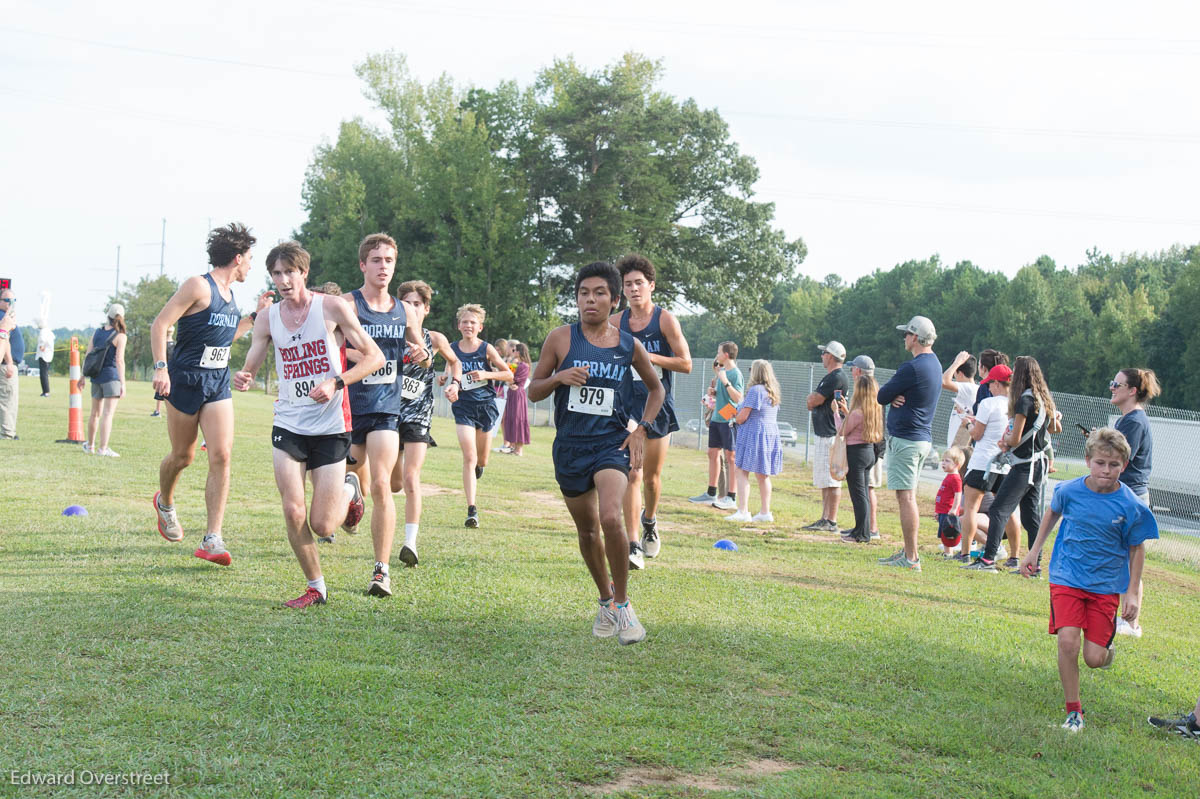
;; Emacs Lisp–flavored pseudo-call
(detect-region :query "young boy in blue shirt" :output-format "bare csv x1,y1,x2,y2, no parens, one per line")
1020,427,1158,733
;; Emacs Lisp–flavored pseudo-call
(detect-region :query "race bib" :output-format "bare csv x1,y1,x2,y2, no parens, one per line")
199,345,231,369
284,378,319,405
568,385,614,416
400,374,426,400
362,359,398,385
631,366,661,383
461,371,487,391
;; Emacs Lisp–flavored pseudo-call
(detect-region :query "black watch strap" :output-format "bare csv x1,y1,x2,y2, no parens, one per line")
334,376,345,391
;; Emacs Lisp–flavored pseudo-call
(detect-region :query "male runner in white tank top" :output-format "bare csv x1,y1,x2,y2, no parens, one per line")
233,241,385,608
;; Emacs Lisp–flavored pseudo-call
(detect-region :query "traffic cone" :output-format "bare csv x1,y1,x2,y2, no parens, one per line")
57,336,84,443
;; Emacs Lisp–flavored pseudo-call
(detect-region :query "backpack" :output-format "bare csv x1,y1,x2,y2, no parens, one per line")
82,331,114,380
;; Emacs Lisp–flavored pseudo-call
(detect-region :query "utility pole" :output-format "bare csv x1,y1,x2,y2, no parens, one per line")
115,245,121,296
159,218,166,276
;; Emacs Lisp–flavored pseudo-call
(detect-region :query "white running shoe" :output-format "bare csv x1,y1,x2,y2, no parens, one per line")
399,544,418,567
996,544,1008,560
194,533,231,566
628,541,645,570
153,492,184,543
1115,618,1143,638
726,510,752,522
1062,710,1084,733
616,601,646,645
97,447,120,457
641,515,661,558
751,511,774,523
593,600,618,638
712,496,737,510
81,442,94,454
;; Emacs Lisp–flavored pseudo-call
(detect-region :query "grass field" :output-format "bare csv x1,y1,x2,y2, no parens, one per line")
2,375,1199,798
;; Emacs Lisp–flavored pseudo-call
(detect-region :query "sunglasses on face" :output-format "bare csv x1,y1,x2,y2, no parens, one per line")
1109,381,1129,390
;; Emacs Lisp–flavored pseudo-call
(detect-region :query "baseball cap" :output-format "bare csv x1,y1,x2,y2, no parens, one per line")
106,303,125,319
850,355,874,373
982,364,1013,384
896,315,936,340
818,341,846,361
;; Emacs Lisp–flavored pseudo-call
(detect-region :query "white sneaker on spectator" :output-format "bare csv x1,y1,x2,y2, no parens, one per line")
751,511,774,523
712,496,737,510
726,510,752,522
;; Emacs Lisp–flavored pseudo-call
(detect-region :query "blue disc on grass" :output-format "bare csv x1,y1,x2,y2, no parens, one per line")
713,538,738,552
62,505,88,517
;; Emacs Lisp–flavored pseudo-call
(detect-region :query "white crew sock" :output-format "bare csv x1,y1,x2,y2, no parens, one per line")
404,523,419,549
307,576,327,598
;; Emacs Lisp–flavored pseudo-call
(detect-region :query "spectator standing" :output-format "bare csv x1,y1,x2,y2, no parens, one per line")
37,317,54,397
1110,367,1161,638
80,303,127,456
957,364,1017,562
850,355,883,539
836,370,883,543
973,349,1008,414
942,350,978,450
502,341,531,456
0,288,22,438
803,341,849,532
726,359,783,523
491,338,510,441
877,316,942,571
688,342,743,510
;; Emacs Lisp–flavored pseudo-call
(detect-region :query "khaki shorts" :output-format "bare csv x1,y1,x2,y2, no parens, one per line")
868,455,883,489
812,436,840,489
886,436,931,491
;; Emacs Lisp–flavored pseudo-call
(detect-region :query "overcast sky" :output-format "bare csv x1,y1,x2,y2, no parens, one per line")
3,0,1198,330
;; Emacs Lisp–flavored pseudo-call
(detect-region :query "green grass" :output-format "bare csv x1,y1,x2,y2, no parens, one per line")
2,376,1199,798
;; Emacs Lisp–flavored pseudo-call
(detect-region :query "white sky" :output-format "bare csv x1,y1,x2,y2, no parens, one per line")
3,0,1198,330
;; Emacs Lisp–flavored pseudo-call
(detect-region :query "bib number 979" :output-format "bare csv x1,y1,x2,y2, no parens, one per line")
567,385,614,416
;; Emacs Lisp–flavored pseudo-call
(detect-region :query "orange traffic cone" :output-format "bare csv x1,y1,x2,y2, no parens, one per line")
57,336,84,443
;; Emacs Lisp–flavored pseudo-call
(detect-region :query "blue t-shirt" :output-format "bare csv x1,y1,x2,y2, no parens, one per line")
1115,409,1152,496
1047,476,1159,595
714,365,744,426
7,325,24,365
876,351,942,442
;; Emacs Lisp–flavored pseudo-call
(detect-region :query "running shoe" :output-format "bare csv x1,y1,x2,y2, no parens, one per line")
961,558,998,573
869,530,881,541
1116,618,1143,638
751,512,775,523
150,410,161,417
475,465,485,480
629,540,645,570
1147,711,1200,739
82,442,94,454
153,491,183,543
1101,644,1116,669
712,496,737,510
878,548,906,564
465,505,479,528
615,601,646,645
726,510,752,522
1004,557,1020,569
687,492,716,504
342,472,364,533
194,533,232,566
367,564,392,597
882,554,921,571
284,587,326,608
802,518,826,530
592,599,618,638
953,553,971,563
840,530,865,544
641,515,660,558
97,448,120,458
399,544,418,567
996,544,1008,560
317,534,336,544
1062,710,1084,733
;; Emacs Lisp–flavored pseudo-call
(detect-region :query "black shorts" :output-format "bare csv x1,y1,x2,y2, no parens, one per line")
552,437,630,498
708,421,736,451
166,368,231,416
272,426,351,470
451,400,499,431
398,421,437,446
351,412,401,445
964,469,1003,494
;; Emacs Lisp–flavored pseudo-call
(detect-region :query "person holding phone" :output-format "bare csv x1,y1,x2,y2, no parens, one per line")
803,340,849,532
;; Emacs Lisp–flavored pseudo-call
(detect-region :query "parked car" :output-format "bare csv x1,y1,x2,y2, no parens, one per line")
779,422,798,446
685,418,705,433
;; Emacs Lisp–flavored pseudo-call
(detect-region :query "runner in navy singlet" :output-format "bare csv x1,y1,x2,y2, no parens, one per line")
528,261,664,646
149,223,273,566
234,241,384,609
449,304,512,528
614,254,692,568
386,280,462,569
339,234,429,598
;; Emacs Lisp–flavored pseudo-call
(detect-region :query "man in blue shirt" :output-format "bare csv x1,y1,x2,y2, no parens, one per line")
876,315,942,571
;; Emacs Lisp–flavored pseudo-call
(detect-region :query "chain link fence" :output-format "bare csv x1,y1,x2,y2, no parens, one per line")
433,358,1200,568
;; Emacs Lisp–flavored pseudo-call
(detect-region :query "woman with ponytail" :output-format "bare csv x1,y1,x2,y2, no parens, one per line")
80,303,127,456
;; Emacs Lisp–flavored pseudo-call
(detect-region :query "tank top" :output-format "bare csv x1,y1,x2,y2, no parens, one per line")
619,305,674,398
451,339,494,403
172,273,240,372
398,330,436,427
552,324,635,442
346,289,406,417
269,293,345,436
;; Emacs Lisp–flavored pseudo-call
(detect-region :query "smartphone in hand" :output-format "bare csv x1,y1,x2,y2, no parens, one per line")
833,389,843,401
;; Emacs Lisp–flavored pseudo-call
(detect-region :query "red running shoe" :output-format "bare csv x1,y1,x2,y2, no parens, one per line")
193,533,232,566
284,587,326,608
342,472,364,532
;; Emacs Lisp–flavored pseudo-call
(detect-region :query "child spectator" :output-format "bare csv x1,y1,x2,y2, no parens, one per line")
726,359,782,523
935,447,965,556
1019,428,1159,733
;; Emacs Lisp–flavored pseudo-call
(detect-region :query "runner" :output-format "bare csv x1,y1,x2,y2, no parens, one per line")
340,234,429,595
233,241,384,608
150,223,272,566
387,279,462,570
614,253,692,568
449,304,512,528
527,261,664,645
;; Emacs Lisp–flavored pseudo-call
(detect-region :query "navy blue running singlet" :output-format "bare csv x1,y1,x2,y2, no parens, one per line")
347,289,406,417
451,340,494,403
552,324,635,441
619,306,678,433
172,273,239,371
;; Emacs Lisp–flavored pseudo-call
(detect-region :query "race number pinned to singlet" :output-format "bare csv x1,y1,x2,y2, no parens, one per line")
568,385,614,416
362,359,398,385
284,377,320,405
198,345,231,369
400,374,425,400
461,371,487,391
630,366,662,383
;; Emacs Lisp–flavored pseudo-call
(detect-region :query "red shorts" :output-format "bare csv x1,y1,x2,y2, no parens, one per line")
1049,584,1119,647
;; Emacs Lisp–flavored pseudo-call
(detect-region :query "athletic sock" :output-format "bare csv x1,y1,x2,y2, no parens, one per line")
1066,701,1082,713
728,492,736,503
374,561,389,575
706,486,717,496
307,576,327,598
404,523,418,548
157,496,173,512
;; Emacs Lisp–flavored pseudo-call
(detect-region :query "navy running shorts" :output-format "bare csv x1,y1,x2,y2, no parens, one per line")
351,412,401,445
629,390,679,439
552,437,631,498
708,421,736,451
166,368,231,416
451,399,499,431
398,421,437,446
272,426,351,470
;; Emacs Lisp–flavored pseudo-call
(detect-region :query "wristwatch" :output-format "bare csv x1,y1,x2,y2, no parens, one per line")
637,420,654,434
154,360,167,370
334,376,345,391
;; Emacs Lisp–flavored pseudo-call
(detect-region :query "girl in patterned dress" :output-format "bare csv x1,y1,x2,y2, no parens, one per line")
727,360,783,523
